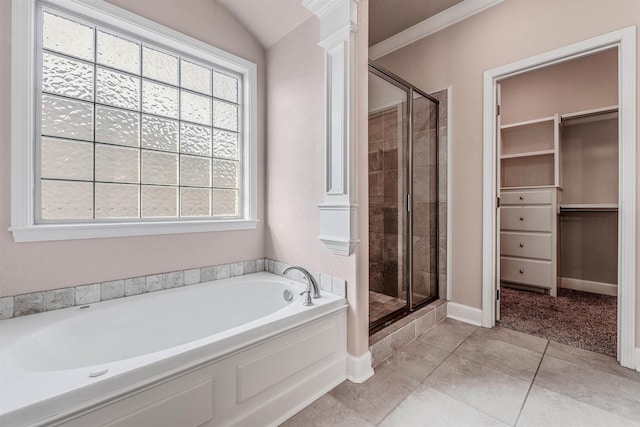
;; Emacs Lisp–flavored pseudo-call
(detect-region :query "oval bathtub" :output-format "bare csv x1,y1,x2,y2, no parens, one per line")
0,272,348,426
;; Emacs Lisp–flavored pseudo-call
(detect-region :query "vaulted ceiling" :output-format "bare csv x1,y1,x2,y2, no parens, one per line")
216,0,313,49
215,0,465,50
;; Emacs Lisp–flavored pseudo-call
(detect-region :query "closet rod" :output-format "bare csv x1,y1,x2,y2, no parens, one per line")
560,105,618,120
559,208,618,213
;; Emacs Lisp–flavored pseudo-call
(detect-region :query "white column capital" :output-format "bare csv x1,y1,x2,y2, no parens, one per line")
302,0,359,38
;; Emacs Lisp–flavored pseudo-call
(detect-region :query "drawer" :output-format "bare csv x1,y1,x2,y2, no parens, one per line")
501,206,554,232
500,232,552,260
501,189,553,205
500,257,553,289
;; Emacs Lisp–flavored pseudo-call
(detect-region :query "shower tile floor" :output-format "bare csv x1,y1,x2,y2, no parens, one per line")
281,319,640,426
369,291,407,324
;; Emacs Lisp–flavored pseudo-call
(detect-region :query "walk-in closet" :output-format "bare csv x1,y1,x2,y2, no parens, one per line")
496,48,619,356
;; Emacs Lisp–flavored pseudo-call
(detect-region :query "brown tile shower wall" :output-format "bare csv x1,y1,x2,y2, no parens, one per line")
368,90,448,300
368,89,449,303
369,107,403,298
413,89,449,300
411,96,438,299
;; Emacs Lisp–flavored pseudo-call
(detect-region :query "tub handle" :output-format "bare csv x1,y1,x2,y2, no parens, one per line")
300,289,313,306
89,367,109,378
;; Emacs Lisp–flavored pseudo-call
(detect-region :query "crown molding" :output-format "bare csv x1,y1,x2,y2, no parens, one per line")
369,0,504,60
302,0,359,40
301,0,344,18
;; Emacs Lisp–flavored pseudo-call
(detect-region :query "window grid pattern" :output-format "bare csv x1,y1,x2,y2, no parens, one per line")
38,10,242,222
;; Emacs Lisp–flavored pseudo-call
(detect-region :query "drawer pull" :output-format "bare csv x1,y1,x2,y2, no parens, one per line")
519,243,524,248
519,269,524,274
519,196,524,200
519,217,524,221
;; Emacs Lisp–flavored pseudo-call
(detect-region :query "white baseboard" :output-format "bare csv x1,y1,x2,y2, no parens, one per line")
560,277,617,296
346,351,374,383
447,302,483,326
635,348,640,372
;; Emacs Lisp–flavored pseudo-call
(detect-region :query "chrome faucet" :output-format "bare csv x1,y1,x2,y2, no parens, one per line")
282,266,321,306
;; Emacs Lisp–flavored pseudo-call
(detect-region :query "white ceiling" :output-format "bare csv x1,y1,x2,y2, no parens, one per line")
216,0,467,50
216,0,313,49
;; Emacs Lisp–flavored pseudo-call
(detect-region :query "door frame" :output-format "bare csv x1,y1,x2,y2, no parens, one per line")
481,27,637,369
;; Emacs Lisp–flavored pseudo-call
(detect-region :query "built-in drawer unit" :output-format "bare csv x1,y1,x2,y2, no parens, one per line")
501,189,554,205
499,187,558,296
500,232,553,260
500,206,554,232
500,257,553,289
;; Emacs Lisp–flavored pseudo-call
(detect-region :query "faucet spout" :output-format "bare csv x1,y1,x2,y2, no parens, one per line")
282,266,321,299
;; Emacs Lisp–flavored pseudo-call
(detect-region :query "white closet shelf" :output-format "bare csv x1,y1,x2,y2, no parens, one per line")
559,204,618,212
561,105,618,120
500,149,555,160
501,116,555,130
501,185,560,190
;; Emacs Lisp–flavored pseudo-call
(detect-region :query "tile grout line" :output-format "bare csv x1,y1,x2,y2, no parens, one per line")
374,341,460,426
527,347,640,425
513,339,550,426
372,381,418,427
373,323,477,426
423,326,517,426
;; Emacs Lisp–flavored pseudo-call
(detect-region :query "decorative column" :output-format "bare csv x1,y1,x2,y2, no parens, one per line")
302,0,360,256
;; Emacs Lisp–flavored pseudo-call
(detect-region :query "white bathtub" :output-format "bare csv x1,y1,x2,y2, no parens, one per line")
0,272,348,426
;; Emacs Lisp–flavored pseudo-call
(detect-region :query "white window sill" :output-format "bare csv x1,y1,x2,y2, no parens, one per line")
10,219,259,242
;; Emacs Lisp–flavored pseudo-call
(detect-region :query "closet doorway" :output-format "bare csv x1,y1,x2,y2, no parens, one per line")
497,48,619,357
482,27,637,368
368,62,439,334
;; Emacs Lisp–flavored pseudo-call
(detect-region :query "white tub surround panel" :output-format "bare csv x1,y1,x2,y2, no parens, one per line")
302,0,360,256
0,273,348,426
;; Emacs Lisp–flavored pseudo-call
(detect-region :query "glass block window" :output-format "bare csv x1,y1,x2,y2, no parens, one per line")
38,9,242,222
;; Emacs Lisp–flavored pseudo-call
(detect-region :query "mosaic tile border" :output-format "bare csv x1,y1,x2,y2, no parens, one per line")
0,258,347,321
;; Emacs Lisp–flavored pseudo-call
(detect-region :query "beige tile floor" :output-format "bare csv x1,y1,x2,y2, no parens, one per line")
281,319,640,426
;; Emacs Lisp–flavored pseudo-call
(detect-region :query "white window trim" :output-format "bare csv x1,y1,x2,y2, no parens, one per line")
10,0,259,242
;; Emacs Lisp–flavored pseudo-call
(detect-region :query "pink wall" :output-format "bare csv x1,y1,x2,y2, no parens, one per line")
0,0,266,297
375,0,640,342
265,16,352,281
500,48,618,125
265,3,371,357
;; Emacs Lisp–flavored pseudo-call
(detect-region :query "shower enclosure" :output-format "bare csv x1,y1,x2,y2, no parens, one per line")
368,62,439,334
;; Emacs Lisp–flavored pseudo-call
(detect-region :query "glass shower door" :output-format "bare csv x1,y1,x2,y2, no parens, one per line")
368,62,439,334
410,92,439,308
368,69,409,327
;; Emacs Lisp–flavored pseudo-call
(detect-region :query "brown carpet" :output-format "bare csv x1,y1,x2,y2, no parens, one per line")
498,286,617,357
